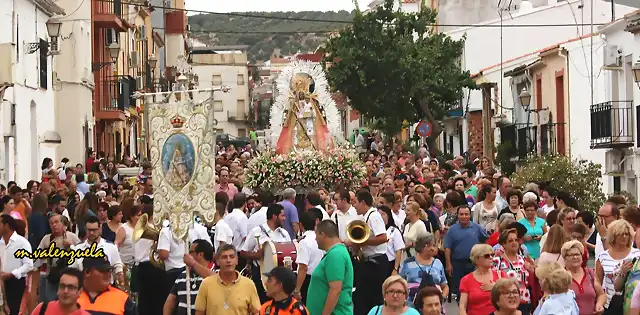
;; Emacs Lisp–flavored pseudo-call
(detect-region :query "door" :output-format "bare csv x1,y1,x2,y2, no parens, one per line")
555,73,566,155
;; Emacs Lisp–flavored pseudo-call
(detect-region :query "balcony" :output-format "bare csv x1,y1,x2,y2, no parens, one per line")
93,0,131,31
500,122,562,160
227,111,248,122
165,10,186,35
95,75,134,121
590,101,634,149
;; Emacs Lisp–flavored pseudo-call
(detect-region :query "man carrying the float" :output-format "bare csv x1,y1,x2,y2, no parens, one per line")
240,204,291,303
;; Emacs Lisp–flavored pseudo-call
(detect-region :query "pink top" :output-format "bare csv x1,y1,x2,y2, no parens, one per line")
214,183,238,200
570,268,597,315
538,252,565,267
9,210,22,220
632,284,640,309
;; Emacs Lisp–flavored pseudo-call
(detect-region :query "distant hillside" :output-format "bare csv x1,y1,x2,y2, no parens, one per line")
187,11,355,63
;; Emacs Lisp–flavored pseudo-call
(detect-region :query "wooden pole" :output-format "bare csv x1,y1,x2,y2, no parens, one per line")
480,83,497,159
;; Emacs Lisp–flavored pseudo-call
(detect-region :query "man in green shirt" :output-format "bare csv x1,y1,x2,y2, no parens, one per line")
306,220,354,315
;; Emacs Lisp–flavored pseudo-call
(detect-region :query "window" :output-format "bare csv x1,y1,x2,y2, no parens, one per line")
39,39,48,89
236,100,245,116
237,128,246,137
212,74,222,85
237,74,244,85
213,100,223,112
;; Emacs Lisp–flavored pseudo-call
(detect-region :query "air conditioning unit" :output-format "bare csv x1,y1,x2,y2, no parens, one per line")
129,51,140,68
0,43,15,85
605,149,624,174
136,77,143,90
603,45,620,68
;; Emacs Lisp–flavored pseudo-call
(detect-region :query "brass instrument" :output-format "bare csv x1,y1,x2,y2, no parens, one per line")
346,219,371,261
133,213,164,269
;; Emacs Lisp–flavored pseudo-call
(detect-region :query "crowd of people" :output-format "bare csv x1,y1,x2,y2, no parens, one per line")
2,141,640,315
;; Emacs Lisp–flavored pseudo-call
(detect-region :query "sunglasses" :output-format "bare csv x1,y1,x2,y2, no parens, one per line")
483,253,495,259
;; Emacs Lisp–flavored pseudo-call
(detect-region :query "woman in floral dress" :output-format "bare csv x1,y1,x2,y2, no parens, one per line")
493,228,535,314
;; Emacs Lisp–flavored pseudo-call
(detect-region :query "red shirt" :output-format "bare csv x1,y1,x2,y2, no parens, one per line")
460,270,506,315
487,231,500,246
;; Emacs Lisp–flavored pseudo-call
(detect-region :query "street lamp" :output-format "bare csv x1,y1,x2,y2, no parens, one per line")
148,55,158,69
25,16,62,55
92,42,120,72
519,88,532,109
633,60,640,88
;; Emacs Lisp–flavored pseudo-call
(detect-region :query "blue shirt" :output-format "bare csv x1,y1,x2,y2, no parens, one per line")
443,222,488,260
279,200,299,239
399,257,447,286
367,305,420,315
519,217,546,259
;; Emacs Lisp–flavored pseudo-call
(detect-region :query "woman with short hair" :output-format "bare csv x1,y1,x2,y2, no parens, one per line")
458,244,506,315
493,229,533,314
596,220,640,314
489,278,521,315
562,240,606,315
367,276,420,315
414,286,444,315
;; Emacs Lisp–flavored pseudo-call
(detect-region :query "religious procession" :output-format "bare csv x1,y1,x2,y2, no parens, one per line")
0,55,638,315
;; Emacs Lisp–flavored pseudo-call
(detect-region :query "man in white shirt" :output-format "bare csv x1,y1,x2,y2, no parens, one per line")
240,204,291,303
134,205,165,315
331,189,357,241
214,200,233,252
70,216,124,286
224,193,249,251
305,192,329,221
595,202,621,257
378,191,405,230
156,214,212,315
350,191,389,315
248,192,276,234
293,211,323,304
0,214,33,315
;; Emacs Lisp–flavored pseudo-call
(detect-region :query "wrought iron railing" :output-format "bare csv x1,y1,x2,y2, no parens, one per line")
590,101,634,149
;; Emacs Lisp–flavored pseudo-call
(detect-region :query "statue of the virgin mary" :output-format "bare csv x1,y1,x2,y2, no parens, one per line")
276,73,333,154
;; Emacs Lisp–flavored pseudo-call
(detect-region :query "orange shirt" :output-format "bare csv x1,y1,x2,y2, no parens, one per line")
14,200,28,226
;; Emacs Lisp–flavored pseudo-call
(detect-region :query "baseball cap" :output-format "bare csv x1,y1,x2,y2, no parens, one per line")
83,256,112,272
263,267,296,294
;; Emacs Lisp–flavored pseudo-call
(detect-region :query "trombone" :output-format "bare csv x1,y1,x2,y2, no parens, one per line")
132,213,165,269
344,217,371,261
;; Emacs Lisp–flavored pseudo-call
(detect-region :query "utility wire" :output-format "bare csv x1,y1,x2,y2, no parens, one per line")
95,0,606,29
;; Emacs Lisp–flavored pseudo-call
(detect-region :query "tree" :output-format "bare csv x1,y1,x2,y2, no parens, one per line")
512,155,606,213
322,0,476,156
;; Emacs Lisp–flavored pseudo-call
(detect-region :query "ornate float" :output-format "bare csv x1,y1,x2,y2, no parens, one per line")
245,59,366,193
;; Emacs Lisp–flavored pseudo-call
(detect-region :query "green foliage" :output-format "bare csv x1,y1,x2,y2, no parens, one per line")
495,142,516,177
322,0,476,138
512,155,606,212
187,11,354,62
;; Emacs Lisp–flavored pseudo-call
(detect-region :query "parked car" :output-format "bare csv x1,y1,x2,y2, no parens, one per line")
216,133,251,148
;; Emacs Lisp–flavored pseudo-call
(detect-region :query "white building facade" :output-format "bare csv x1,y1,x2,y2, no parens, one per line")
191,46,251,137
54,0,94,166
0,0,64,185
587,12,640,198
444,0,636,159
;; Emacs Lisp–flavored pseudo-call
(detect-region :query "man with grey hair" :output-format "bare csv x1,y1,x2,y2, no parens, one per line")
279,188,300,239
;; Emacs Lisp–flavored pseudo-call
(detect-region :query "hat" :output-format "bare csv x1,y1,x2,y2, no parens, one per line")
505,222,528,238
82,256,111,272
262,267,296,294
394,174,408,181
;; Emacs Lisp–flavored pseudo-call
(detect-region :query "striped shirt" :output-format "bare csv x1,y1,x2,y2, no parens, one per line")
596,248,640,308
170,262,216,315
